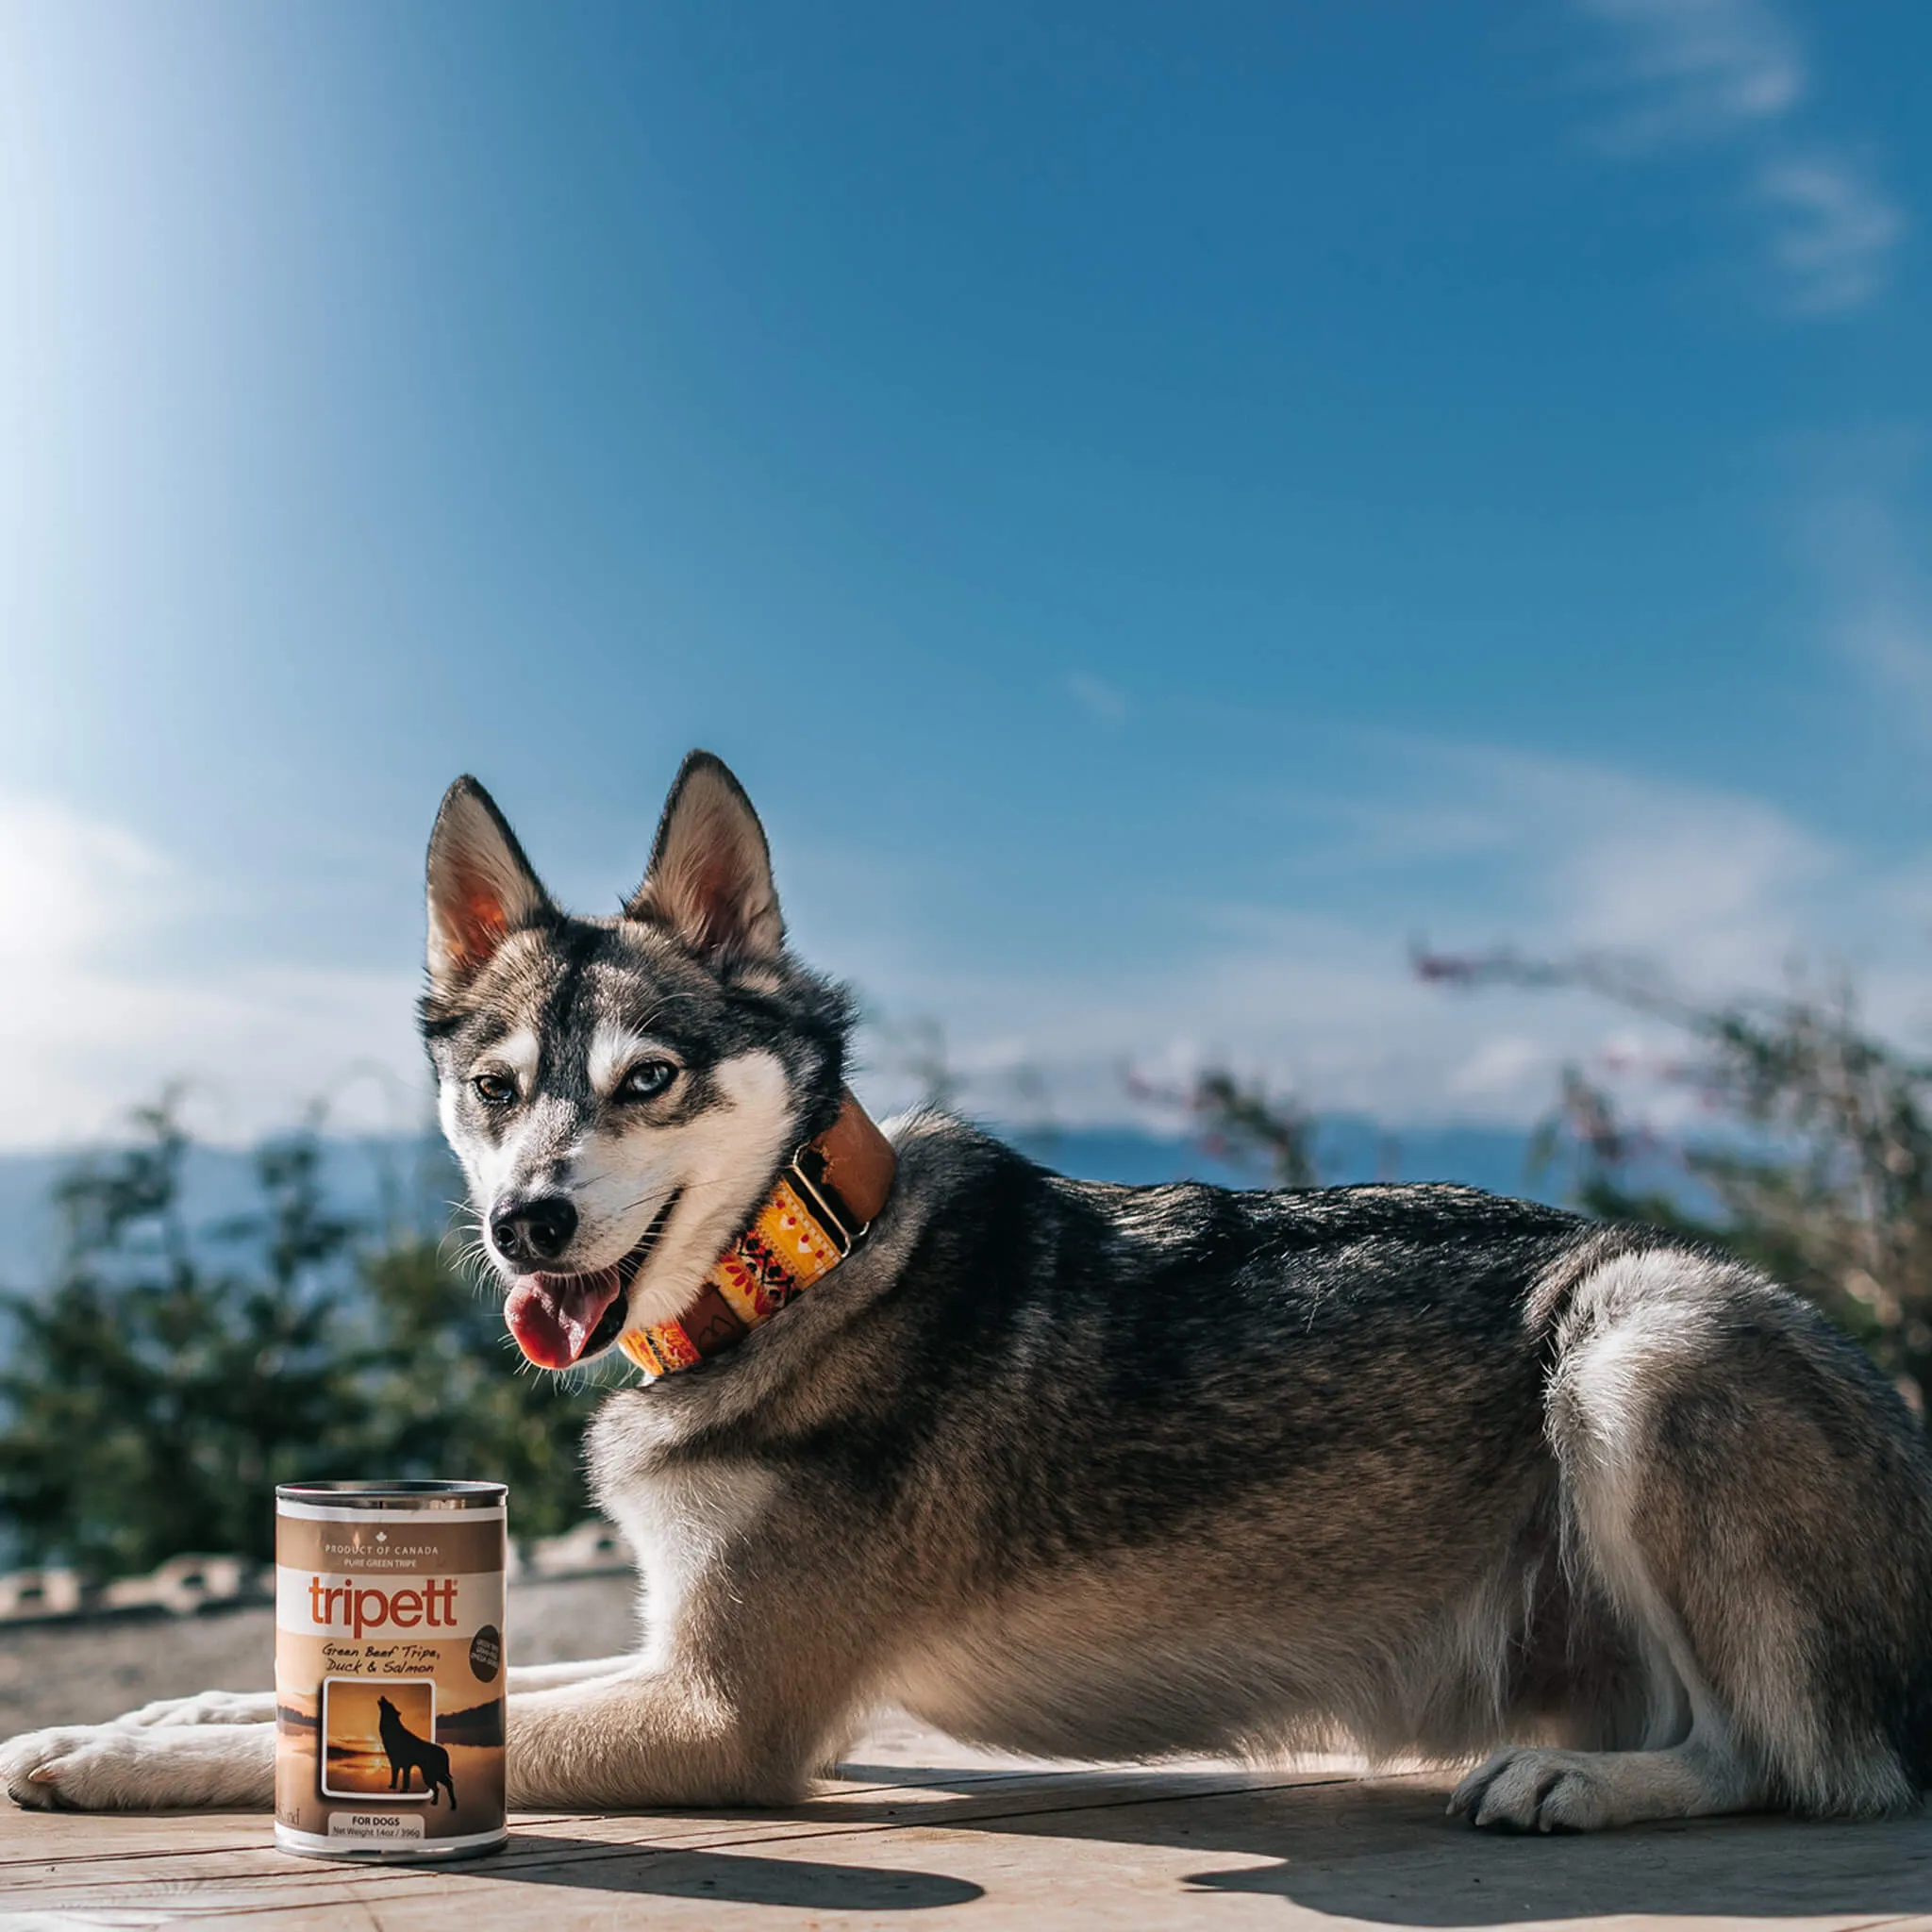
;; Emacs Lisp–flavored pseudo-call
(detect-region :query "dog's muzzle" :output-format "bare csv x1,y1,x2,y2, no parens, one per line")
502,1191,681,1370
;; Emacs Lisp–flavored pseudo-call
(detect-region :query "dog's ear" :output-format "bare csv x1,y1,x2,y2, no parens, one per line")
425,776,555,991
627,751,784,962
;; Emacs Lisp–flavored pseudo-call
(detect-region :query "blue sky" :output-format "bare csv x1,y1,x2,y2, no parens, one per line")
4,0,1932,1148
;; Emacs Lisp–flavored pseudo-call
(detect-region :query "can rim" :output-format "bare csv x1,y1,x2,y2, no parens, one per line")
275,1479,508,1509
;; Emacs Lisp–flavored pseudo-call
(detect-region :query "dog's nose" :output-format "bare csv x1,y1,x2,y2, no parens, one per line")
490,1195,578,1267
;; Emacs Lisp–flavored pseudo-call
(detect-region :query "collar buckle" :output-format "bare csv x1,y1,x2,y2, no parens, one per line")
784,1142,866,1256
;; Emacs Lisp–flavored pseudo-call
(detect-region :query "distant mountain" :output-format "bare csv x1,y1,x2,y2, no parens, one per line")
436,1697,506,1747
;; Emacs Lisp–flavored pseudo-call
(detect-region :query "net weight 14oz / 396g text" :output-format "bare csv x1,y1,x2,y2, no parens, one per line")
274,1480,507,1860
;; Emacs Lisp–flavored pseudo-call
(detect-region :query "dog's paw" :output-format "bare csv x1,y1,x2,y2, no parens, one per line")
4,1726,115,1810
1448,1747,1617,1833
1,1722,275,1811
119,1689,277,1728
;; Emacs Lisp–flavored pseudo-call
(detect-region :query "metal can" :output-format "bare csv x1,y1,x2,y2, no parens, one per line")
274,1480,508,1860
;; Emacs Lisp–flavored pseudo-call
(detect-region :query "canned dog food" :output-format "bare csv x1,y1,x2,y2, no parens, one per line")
274,1481,507,1859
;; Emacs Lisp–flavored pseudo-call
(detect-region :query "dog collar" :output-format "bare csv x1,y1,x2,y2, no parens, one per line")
618,1089,896,1377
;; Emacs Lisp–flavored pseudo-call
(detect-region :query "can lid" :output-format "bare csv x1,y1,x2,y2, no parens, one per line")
275,1479,508,1510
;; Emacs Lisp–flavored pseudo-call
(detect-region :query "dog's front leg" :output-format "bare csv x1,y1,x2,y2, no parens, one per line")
506,1662,850,1810
1,1722,274,1811
117,1690,280,1728
4,1660,847,1813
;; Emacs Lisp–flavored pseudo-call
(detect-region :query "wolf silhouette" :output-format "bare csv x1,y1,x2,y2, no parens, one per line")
375,1695,456,1807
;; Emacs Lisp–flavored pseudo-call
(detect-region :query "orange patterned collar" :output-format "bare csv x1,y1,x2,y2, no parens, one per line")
618,1090,897,1378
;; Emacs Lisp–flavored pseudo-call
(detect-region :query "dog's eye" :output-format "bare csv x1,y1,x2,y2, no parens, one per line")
472,1072,518,1107
619,1059,678,1102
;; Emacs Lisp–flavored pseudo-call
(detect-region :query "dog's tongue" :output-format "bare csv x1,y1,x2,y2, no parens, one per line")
504,1267,623,1369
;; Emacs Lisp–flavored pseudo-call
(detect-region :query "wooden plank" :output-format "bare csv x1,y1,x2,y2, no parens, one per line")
0,1765,1363,1907
4,1724,1931,1929
28,1799,1923,1932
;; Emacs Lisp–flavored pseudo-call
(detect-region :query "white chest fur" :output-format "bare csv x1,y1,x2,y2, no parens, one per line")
600,1461,778,1668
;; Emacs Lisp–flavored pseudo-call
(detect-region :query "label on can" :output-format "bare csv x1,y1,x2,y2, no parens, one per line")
275,1492,506,1857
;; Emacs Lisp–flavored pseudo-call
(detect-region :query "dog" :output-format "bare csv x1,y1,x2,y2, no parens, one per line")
7,747,1932,1831
373,1694,455,1806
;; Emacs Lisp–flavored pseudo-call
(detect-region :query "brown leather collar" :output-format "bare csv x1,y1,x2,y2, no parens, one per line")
618,1089,895,1376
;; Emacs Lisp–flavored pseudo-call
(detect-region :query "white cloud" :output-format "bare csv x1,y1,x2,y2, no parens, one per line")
1801,430,1932,739
1579,0,1804,150
1757,155,1905,315
1444,1034,1549,1107
1064,673,1128,725
1496,752,1833,979
850,741,1901,1136
1574,0,1903,318
0,797,169,963
0,794,424,1150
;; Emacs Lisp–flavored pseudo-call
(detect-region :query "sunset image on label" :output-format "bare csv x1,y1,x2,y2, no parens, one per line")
320,1679,444,1802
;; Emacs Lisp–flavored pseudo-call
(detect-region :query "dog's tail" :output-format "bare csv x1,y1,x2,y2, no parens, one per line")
1545,1237,1932,1816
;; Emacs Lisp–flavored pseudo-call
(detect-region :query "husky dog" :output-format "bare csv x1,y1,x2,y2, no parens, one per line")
8,750,1932,1832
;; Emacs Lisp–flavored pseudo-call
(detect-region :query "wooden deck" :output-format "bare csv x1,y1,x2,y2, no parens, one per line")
5,1716,1931,1929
